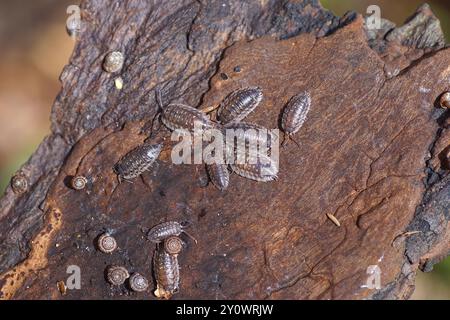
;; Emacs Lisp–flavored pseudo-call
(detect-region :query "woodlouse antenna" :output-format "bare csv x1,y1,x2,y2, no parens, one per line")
183,230,198,244
281,133,300,149
156,87,164,110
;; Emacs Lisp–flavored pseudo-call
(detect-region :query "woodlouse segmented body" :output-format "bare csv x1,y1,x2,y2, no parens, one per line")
230,154,278,182
206,163,230,191
217,87,263,125
281,91,311,146
153,244,180,299
147,221,184,243
224,122,274,151
147,221,197,244
161,104,217,134
114,143,162,182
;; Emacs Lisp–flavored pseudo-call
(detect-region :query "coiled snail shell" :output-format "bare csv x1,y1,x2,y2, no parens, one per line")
97,233,117,253
106,265,129,285
11,173,28,194
164,236,183,255
103,51,124,73
71,175,87,190
129,273,149,292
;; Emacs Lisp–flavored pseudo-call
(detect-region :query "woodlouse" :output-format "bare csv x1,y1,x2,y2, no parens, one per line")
230,154,278,182
224,122,274,151
103,51,124,73
153,243,180,299
129,273,149,292
106,265,129,285
206,163,230,191
280,91,311,147
114,143,162,182
217,87,263,125
71,175,87,190
11,172,28,194
440,92,450,109
161,103,217,134
147,221,196,243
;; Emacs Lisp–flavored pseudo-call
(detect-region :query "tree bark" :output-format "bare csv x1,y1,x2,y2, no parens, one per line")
0,1,449,300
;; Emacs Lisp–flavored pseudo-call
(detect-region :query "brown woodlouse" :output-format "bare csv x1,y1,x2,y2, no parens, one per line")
106,265,129,286
114,143,162,182
224,121,274,151
163,236,184,256
280,91,311,147
97,233,117,253
147,221,196,243
230,154,278,182
129,273,149,292
161,103,217,134
206,163,230,191
11,172,28,194
217,87,263,125
440,92,450,109
153,243,180,299
71,175,87,190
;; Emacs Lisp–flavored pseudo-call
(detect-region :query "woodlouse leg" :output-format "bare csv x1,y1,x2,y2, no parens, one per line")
199,104,219,113
281,134,301,149
183,230,198,244
140,174,153,191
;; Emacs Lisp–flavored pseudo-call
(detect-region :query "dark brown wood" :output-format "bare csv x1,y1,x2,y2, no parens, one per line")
0,1,448,300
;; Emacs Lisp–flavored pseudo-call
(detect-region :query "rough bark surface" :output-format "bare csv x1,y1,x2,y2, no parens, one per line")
0,1,448,300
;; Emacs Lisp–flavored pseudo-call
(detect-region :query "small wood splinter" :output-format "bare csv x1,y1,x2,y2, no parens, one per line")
326,213,341,227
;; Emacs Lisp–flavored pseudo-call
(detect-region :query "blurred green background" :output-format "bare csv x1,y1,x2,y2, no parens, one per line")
0,0,448,299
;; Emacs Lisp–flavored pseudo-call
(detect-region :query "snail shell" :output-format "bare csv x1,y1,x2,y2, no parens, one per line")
103,51,124,73
129,273,149,292
11,173,28,194
71,175,87,190
164,236,184,255
440,92,450,109
106,265,129,285
97,233,117,253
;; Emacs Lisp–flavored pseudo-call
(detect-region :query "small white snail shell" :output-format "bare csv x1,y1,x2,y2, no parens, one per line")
106,265,129,286
97,233,117,253
103,51,124,73
129,273,149,292
71,175,87,190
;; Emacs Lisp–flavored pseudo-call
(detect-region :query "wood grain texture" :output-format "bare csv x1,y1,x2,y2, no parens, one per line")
0,1,448,300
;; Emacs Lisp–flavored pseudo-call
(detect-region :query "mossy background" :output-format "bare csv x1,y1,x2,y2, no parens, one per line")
0,0,448,299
